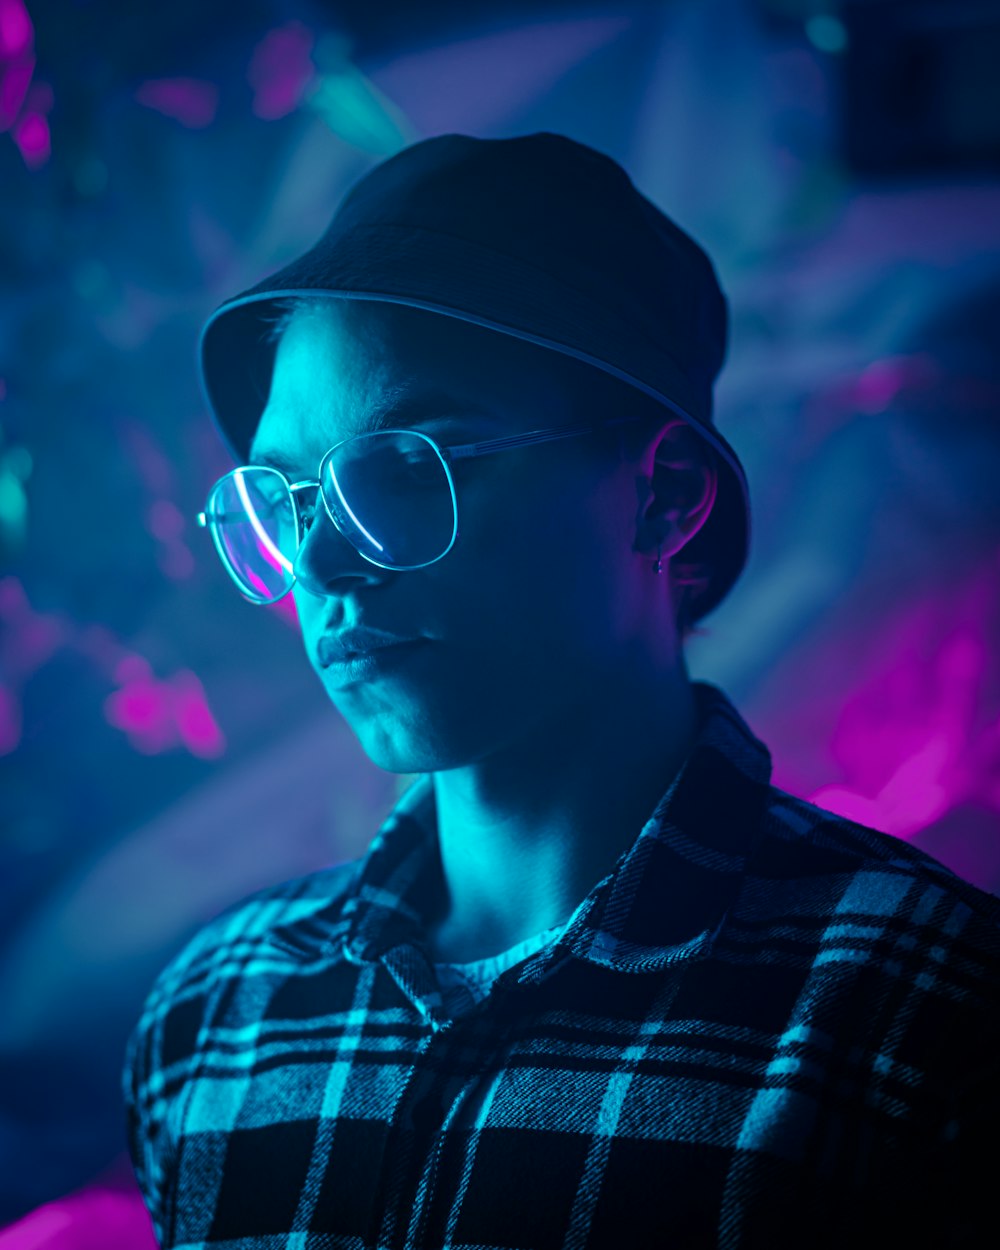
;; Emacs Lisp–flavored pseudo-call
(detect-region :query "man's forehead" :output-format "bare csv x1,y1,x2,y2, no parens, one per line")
246,296,598,469
249,386,502,470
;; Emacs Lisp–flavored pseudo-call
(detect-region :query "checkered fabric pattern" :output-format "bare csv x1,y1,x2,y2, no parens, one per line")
123,682,1000,1249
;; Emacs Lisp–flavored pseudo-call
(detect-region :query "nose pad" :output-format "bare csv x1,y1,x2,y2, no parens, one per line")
292,495,386,596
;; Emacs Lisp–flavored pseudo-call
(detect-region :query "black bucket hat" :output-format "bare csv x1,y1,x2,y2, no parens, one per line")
198,131,750,623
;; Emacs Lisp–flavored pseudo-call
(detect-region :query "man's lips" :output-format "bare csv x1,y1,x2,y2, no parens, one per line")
317,637,432,685
317,630,428,668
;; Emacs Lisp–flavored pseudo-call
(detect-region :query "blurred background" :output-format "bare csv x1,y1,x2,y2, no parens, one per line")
1,0,999,1243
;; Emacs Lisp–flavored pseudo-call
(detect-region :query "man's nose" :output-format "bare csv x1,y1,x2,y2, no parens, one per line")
292,503,389,596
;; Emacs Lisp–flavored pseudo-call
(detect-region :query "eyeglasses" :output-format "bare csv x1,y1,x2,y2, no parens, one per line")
196,415,647,604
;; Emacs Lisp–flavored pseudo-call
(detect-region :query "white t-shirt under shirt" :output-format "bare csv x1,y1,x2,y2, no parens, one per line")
433,921,566,1018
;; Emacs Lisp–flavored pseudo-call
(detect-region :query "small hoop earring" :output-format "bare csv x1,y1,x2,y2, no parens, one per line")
652,542,664,574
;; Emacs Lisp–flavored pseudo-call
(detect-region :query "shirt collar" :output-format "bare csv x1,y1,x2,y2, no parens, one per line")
266,682,773,977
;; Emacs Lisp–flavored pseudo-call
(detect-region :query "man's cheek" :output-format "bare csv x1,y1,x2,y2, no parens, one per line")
292,605,323,657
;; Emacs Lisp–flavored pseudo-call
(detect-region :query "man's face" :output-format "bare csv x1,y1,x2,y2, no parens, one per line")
251,299,678,773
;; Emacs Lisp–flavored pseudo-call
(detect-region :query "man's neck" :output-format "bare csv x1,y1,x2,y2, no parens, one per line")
425,668,698,964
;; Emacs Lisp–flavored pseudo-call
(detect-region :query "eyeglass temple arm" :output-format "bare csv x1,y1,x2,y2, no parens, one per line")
445,413,648,461
195,415,650,523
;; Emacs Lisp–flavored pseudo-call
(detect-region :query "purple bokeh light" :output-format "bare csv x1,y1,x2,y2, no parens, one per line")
103,657,225,758
0,0,31,57
0,682,20,755
0,0,50,167
0,1187,156,1249
0,576,225,760
134,78,219,129
808,561,1000,838
247,21,315,121
0,49,32,129
12,106,47,165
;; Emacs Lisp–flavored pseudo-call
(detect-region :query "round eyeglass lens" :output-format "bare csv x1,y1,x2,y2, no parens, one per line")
321,430,457,570
207,467,298,602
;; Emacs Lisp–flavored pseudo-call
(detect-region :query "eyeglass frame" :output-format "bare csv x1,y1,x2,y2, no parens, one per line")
196,413,651,604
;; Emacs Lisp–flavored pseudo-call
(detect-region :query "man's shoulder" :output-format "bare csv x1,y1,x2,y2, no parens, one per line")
201,856,361,948
122,856,367,1216
753,784,1000,946
134,857,364,1041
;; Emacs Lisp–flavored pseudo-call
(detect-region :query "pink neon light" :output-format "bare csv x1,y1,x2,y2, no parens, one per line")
0,1186,157,1249
248,21,315,120
811,736,951,839
260,541,287,576
234,471,292,573
852,353,940,416
147,499,184,541
0,52,32,130
806,567,1000,839
158,543,195,580
104,675,171,752
0,1204,72,1245
13,108,48,166
243,566,271,597
113,655,149,685
0,578,225,762
134,78,219,128
0,576,69,672
270,590,300,628
103,660,226,758
854,358,907,414
0,1,48,169
172,670,225,758
0,0,31,59
0,682,20,755
25,78,51,112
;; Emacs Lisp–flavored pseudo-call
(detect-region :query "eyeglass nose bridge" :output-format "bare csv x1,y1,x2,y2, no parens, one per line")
289,477,378,557
284,479,347,597
289,479,321,533
288,477,387,590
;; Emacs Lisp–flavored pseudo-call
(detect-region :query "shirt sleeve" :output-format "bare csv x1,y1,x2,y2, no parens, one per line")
118,883,300,1247
120,914,229,1249
906,901,1000,1249
939,1000,1000,1247
122,1004,170,1248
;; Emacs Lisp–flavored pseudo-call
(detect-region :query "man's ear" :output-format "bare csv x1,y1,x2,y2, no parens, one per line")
635,420,718,561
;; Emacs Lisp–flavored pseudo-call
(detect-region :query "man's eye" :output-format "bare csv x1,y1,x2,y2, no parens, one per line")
400,456,443,481
257,498,299,532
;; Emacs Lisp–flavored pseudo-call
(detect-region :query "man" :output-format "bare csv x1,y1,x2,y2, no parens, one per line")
124,133,999,1249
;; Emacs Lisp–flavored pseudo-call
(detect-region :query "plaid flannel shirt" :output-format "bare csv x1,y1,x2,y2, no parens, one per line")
123,682,1000,1249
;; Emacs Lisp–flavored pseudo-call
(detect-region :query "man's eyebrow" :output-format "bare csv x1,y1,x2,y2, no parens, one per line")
366,391,499,433
247,448,301,474
248,393,499,468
